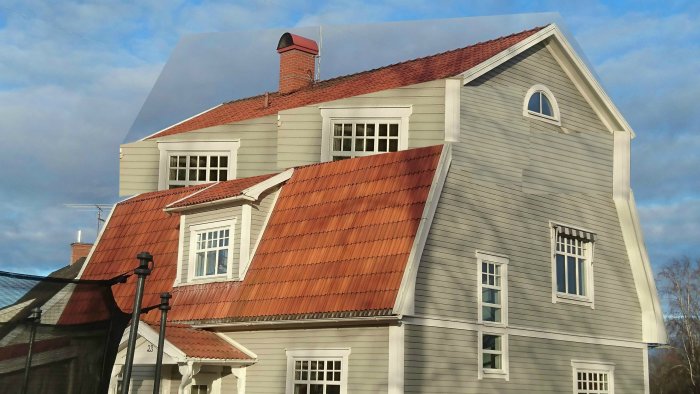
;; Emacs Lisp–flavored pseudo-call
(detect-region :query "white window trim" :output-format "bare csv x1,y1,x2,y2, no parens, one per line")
320,106,412,162
571,360,615,394
186,219,237,283
478,330,509,381
476,251,509,327
285,348,351,394
157,140,240,190
550,222,596,309
523,84,561,126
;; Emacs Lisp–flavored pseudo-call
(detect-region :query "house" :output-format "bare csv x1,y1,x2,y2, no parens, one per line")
61,23,666,393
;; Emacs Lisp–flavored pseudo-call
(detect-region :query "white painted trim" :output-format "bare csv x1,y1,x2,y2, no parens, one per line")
240,204,251,279
478,330,509,381
388,325,404,394
231,367,247,394
165,181,220,210
185,219,237,283
613,131,631,200
643,346,650,394
174,214,185,286
571,360,615,394
549,222,595,309
216,333,258,360
444,78,461,142
157,140,240,190
614,193,667,344
241,168,293,200
476,251,509,327
193,315,400,329
285,348,351,394
393,143,452,315
523,84,561,126
319,106,412,162
140,104,224,141
403,314,648,349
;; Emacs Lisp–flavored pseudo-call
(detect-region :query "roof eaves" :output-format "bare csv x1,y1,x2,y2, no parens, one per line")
164,182,221,211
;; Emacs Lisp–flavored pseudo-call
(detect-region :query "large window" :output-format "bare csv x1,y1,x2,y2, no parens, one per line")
286,349,350,394
187,219,236,282
477,252,508,325
571,361,615,394
552,224,596,307
523,84,560,125
320,107,412,162
157,141,240,190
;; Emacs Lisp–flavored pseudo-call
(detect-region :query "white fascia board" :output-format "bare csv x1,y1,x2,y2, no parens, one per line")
164,182,220,211
215,333,259,360
614,192,667,344
393,143,452,315
139,104,224,142
116,321,188,362
241,168,294,200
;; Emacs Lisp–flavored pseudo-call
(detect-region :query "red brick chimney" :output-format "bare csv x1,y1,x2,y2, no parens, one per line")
70,242,92,265
277,32,319,94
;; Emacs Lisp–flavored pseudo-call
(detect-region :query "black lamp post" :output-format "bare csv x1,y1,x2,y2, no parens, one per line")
153,292,171,394
20,306,41,394
121,252,153,394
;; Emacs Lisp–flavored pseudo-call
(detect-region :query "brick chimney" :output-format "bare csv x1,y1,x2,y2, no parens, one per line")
70,242,92,265
277,32,319,94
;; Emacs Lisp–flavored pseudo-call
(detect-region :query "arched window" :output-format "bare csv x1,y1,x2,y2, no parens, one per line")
524,85,560,125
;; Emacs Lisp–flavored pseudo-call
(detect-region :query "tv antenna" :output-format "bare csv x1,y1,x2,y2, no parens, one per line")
64,204,113,235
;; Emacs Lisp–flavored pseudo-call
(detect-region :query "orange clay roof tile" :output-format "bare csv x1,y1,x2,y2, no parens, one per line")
162,325,252,360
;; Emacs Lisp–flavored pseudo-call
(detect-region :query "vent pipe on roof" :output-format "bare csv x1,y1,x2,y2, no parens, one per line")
277,32,319,94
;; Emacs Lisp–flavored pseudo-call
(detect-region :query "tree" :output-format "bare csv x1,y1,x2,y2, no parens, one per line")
652,257,700,393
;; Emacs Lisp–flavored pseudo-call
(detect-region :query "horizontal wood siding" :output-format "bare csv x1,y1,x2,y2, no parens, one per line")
277,80,446,169
130,365,156,394
181,205,242,282
226,326,389,394
404,324,644,393
119,116,279,196
414,43,642,341
250,188,278,254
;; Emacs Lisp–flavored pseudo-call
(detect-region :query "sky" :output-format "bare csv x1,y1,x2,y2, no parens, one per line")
0,1,698,276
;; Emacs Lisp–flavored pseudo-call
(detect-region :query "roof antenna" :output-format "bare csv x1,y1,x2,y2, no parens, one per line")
315,25,322,82
64,203,113,235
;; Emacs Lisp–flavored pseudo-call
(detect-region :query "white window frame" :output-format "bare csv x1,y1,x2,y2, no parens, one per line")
476,251,508,327
571,360,615,394
550,222,595,308
187,219,237,283
478,330,509,381
157,140,240,190
523,84,561,126
320,106,412,162
285,348,351,394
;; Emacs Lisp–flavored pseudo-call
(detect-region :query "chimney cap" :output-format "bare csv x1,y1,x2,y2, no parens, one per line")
277,32,319,55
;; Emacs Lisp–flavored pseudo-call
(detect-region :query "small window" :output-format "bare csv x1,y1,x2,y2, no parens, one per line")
571,360,615,394
286,349,350,394
476,251,508,326
523,85,560,125
478,331,508,380
157,141,240,190
551,224,596,307
187,219,236,283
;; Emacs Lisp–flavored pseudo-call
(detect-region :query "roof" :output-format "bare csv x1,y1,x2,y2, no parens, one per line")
0,337,70,362
166,173,276,210
149,26,545,139
162,325,252,360
65,145,443,324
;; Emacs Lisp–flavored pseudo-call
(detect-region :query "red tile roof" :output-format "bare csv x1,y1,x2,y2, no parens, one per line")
149,26,544,139
65,145,443,324
162,325,252,360
167,173,276,210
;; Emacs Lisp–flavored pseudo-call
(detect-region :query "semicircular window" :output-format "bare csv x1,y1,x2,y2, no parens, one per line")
527,91,554,117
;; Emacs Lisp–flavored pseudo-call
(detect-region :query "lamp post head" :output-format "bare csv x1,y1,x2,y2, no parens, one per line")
135,252,153,276
27,306,42,323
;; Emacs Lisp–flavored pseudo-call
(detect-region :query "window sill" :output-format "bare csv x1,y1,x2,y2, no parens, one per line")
524,111,561,126
481,369,508,380
554,293,594,308
173,276,239,287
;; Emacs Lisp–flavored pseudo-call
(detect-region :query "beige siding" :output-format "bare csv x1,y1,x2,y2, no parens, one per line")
404,324,644,393
250,187,279,254
119,116,279,196
226,326,389,394
130,365,155,394
277,80,447,169
413,42,643,341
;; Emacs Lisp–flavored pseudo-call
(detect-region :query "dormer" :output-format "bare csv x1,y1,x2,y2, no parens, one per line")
157,140,241,190
166,169,292,286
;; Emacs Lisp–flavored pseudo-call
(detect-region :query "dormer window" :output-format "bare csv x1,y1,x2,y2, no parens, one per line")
523,85,560,125
320,107,412,162
157,141,240,190
188,220,236,281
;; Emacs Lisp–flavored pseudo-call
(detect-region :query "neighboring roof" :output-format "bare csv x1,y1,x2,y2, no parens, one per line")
162,325,252,360
0,337,70,362
149,26,545,139
66,145,443,324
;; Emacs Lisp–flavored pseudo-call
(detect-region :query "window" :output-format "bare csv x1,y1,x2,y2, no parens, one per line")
478,331,508,380
523,84,560,125
320,107,412,162
191,385,208,394
571,360,615,394
286,349,350,394
187,219,236,282
477,251,508,325
551,224,596,307
157,141,240,190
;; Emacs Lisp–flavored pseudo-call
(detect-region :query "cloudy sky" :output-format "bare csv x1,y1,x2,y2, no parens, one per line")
0,1,698,276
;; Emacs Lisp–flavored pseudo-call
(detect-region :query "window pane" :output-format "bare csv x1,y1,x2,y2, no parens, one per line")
567,256,577,294
379,124,387,136
389,124,399,136
483,288,499,304
578,258,585,295
188,169,196,181
365,139,374,151
482,334,499,350
343,124,352,136
199,156,207,167
189,156,197,167
310,385,323,394
195,253,204,276
378,139,387,152
483,306,500,322
169,169,177,181
206,251,216,275
219,170,228,181
198,169,206,181
220,156,228,167
389,139,398,152
218,249,228,274
342,138,351,151
556,254,566,292
211,156,218,167
294,384,308,394
178,156,186,166
170,156,178,167
326,385,340,394
178,169,186,181
366,124,375,136
541,94,553,116
528,92,540,112
356,124,365,136
483,353,501,369
333,138,342,151
355,138,364,151
210,169,218,181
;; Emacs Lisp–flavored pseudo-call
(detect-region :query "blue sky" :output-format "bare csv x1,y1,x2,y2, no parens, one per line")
0,1,698,275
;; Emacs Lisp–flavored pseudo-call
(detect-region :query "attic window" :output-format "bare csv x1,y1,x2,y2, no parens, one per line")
524,85,560,125
157,141,240,190
320,107,412,162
